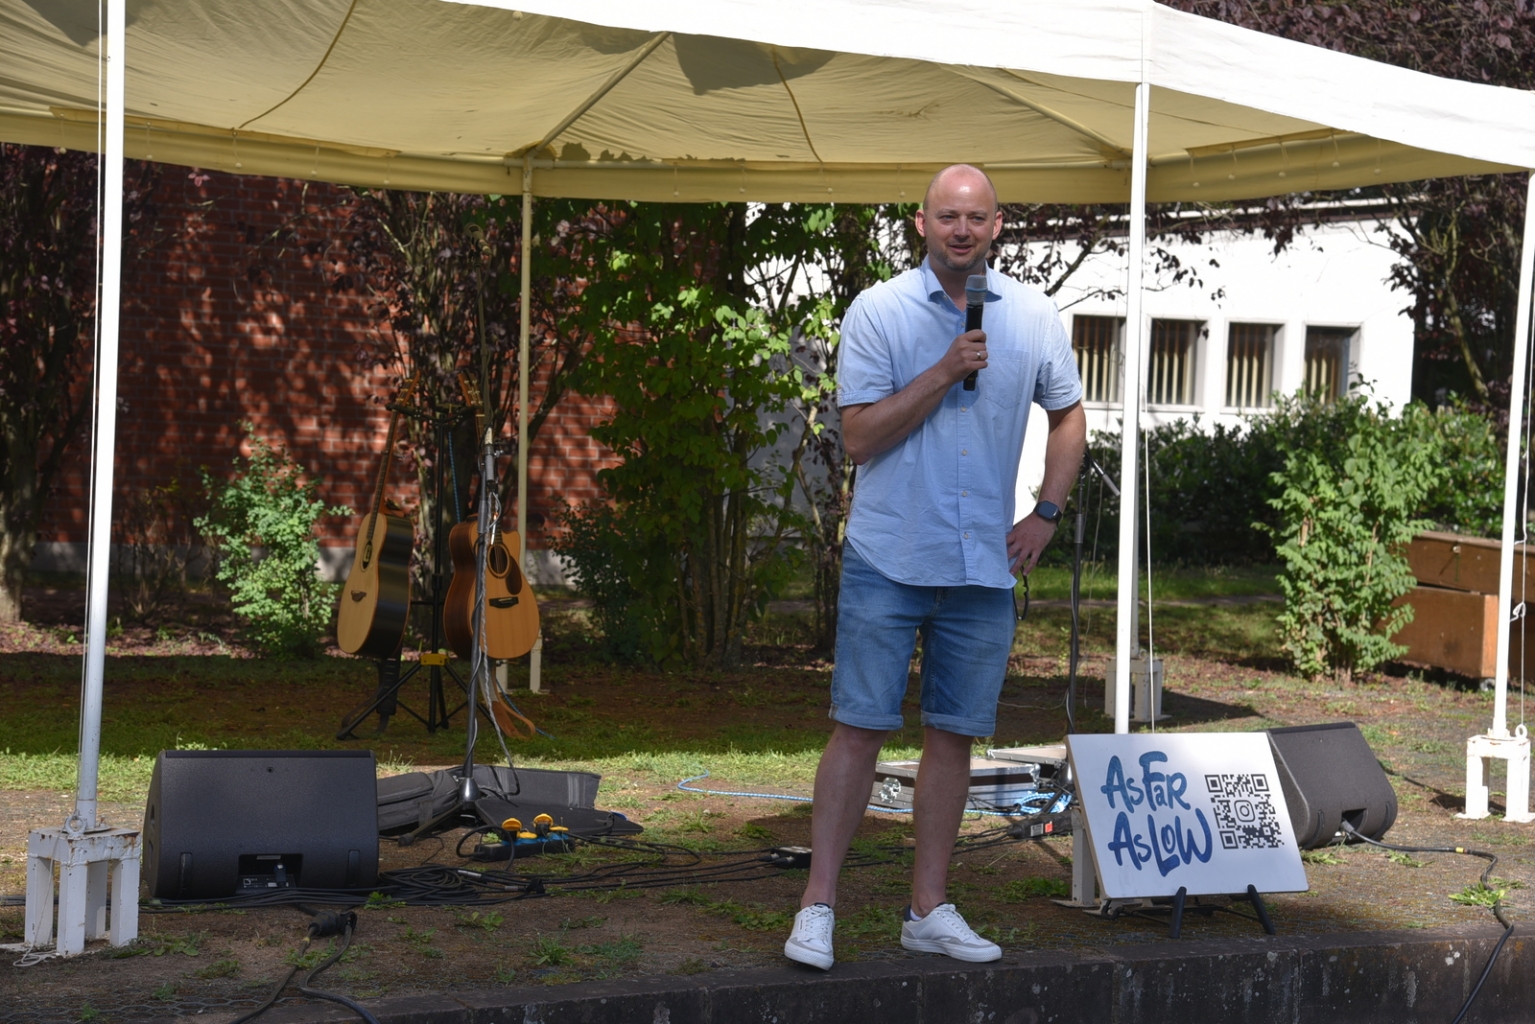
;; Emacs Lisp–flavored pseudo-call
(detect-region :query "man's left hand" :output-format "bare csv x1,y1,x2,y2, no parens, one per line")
1007,514,1058,576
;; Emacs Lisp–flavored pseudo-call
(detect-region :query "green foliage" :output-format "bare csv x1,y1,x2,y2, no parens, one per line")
112,471,198,624
555,203,844,667
553,500,673,664
194,958,240,979
529,935,573,966
1449,880,1521,907
1081,415,1286,566
1416,396,1504,537
998,876,1071,901
1300,847,1346,865
1080,392,1501,569
195,425,350,657
1258,394,1445,683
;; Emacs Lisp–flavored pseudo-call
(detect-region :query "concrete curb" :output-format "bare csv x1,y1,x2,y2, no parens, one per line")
172,925,1528,1024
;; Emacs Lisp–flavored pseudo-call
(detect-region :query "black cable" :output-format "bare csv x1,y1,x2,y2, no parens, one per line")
141,819,1061,917
1339,822,1513,1024
224,958,298,1024
295,914,380,1024
224,912,377,1024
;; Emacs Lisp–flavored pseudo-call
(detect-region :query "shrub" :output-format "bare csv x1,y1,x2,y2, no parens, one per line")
1258,395,1445,683
551,500,677,664
111,472,197,624
1074,392,1502,568
1074,414,1285,567
195,426,350,657
1416,396,1503,537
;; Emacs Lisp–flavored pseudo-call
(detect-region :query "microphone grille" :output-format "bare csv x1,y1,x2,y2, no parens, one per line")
965,274,988,304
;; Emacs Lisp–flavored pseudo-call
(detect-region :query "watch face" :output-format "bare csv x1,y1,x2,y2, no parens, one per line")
1035,500,1063,523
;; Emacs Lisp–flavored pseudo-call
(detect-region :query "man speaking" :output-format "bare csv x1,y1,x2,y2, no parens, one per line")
785,164,1086,969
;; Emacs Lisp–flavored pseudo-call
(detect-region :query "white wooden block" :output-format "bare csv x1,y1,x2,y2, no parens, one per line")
25,827,142,956
1460,732,1535,824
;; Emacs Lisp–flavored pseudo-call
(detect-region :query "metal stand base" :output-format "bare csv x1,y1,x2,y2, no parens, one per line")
25,827,140,955
1105,655,1170,724
1458,728,1535,822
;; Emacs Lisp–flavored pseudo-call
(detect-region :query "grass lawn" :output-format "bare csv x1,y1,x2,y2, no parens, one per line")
1,564,1530,1021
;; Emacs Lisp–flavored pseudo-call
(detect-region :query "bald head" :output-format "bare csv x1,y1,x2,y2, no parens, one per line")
922,164,998,216
915,164,1003,281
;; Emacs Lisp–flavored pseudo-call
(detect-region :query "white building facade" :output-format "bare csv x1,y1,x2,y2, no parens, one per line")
1017,218,1413,512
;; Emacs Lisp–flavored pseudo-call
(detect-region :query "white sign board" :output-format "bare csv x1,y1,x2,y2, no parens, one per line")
1068,733,1308,898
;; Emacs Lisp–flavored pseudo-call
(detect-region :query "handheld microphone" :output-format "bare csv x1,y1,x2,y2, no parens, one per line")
963,274,987,391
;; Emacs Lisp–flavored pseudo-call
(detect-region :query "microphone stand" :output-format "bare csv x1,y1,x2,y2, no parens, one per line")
1061,449,1123,911
1065,450,1120,737
455,428,502,809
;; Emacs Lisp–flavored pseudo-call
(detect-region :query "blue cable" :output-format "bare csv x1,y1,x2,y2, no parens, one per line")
675,771,1070,818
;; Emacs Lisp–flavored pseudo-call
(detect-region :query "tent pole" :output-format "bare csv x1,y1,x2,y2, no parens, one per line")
25,0,141,958
1112,80,1150,736
519,157,542,694
1491,171,1535,740
74,0,129,835
1461,171,1535,823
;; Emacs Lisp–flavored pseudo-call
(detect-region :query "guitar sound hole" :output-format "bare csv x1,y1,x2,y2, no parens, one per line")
489,546,510,577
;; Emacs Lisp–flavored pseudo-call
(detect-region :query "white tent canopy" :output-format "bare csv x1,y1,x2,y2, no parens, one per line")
3,0,1532,202
4,3,1535,945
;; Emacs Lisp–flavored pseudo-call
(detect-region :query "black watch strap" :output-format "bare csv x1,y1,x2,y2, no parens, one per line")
1034,499,1064,523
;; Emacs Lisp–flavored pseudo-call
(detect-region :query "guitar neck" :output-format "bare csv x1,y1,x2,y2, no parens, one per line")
364,375,415,546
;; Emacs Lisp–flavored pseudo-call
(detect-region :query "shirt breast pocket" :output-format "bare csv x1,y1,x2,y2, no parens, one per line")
976,352,1028,412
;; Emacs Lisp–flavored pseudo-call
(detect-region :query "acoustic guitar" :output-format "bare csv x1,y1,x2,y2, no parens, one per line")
443,515,540,660
442,374,540,660
337,378,416,658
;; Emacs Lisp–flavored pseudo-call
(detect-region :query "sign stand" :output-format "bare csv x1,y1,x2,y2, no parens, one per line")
1165,884,1276,940
1059,861,1280,938
1057,732,1307,938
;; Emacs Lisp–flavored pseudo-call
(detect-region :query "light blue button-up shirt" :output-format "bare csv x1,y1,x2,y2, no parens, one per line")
837,259,1082,589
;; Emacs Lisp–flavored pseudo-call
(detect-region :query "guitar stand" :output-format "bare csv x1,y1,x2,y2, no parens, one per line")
337,398,480,739
335,652,492,740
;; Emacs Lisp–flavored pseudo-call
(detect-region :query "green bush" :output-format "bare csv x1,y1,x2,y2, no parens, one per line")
1415,396,1503,537
1258,396,1445,683
196,426,350,657
1076,414,1286,567
551,500,675,664
1075,392,1503,568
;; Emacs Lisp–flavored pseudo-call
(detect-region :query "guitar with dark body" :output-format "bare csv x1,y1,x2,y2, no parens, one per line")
337,383,415,659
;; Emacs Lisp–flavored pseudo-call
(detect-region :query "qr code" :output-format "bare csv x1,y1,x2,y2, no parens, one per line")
1204,773,1284,850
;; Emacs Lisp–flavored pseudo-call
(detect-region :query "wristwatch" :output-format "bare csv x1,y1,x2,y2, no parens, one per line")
1033,499,1064,524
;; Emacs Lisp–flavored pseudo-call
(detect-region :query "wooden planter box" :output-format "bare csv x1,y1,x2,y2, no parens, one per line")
1392,531,1535,680
1406,530,1535,595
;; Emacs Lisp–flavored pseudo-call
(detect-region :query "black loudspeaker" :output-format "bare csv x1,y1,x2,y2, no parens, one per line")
143,750,379,899
1266,722,1397,849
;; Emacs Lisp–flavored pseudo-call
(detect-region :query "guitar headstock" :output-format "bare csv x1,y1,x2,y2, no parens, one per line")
456,371,486,435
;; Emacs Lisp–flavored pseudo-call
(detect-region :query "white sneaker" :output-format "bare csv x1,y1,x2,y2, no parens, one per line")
784,903,835,970
900,904,1001,962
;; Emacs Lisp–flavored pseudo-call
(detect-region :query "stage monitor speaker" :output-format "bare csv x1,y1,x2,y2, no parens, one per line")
143,749,379,900
1266,722,1397,849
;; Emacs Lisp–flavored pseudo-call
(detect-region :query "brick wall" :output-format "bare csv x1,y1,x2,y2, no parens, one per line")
34,167,615,566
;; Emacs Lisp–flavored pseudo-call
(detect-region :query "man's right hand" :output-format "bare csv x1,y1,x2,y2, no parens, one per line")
942,329,989,386
844,328,990,465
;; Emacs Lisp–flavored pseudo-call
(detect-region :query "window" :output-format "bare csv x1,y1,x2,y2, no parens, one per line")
1073,315,1122,404
1304,326,1353,401
1148,319,1201,406
1226,323,1277,409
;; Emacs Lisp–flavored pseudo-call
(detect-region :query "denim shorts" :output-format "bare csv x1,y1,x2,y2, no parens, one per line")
829,543,1017,737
